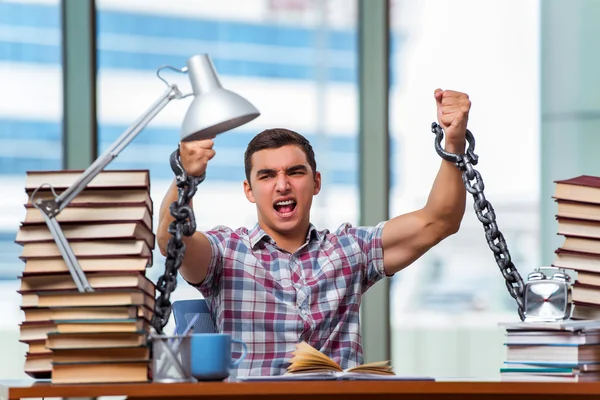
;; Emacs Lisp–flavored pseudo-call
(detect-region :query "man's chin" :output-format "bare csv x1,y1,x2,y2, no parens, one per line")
271,215,306,233
273,219,301,233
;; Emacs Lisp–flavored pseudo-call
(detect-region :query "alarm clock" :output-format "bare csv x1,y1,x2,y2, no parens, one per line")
523,267,572,322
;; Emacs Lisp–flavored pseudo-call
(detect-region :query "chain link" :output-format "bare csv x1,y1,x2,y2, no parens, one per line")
431,122,526,321
151,146,204,334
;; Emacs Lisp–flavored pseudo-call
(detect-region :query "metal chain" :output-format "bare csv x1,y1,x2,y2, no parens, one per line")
151,146,204,333
430,122,526,321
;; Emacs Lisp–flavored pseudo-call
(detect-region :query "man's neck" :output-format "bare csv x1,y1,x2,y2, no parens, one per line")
259,223,310,254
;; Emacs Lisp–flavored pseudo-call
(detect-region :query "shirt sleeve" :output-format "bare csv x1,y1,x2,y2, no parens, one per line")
184,225,230,298
337,221,389,292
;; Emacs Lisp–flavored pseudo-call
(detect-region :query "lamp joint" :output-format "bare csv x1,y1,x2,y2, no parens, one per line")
36,198,60,218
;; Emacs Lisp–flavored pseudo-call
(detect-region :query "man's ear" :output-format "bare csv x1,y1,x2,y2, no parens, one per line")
243,179,256,203
313,171,322,195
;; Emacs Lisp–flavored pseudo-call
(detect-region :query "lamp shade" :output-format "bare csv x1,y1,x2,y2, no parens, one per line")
180,54,260,142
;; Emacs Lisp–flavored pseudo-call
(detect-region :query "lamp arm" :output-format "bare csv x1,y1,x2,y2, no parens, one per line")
36,211,94,292
55,84,183,212
32,84,183,293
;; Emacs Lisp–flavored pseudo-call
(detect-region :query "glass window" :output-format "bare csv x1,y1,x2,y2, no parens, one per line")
95,0,359,332
389,0,540,378
0,0,63,379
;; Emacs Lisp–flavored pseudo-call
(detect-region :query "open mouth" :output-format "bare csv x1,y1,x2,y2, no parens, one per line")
273,199,297,216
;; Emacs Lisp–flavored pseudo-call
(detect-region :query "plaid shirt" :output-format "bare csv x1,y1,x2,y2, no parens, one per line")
195,221,388,377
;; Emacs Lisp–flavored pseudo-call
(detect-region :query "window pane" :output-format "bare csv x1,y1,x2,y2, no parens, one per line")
0,0,63,379
389,0,540,378
95,0,359,332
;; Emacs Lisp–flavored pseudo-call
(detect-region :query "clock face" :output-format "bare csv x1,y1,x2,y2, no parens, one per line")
524,281,569,321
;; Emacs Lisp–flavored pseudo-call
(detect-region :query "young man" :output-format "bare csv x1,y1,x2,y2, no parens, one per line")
157,89,470,376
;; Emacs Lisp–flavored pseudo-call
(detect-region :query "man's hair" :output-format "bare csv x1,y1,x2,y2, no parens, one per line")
244,128,317,183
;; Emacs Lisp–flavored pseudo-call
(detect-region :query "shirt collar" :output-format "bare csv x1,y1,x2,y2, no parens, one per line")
249,223,321,249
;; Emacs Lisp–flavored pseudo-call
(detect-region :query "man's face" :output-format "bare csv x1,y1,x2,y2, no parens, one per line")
243,144,321,236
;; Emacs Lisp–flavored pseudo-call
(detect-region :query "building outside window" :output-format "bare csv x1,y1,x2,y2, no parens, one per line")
0,0,63,379
388,0,541,378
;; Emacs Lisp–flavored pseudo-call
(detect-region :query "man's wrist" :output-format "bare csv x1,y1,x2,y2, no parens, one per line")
444,140,466,154
194,172,206,185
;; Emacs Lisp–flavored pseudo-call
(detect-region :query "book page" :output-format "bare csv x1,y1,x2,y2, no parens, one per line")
287,342,342,373
346,360,394,375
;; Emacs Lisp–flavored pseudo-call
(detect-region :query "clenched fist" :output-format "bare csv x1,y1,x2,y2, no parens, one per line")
179,138,216,177
434,89,471,148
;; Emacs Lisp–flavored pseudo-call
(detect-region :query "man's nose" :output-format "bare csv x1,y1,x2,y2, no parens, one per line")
275,173,290,192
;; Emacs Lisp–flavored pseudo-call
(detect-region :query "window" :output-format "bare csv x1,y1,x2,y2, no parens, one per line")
0,0,63,379
388,0,540,378
95,0,360,331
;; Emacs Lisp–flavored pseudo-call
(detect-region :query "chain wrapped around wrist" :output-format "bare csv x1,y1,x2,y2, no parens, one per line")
431,122,526,321
151,146,205,333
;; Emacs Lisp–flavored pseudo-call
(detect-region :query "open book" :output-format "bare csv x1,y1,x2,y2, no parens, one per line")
287,341,394,375
236,342,433,382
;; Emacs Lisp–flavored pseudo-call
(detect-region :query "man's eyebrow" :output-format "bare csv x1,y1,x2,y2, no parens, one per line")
286,165,308,173
255,165,308,176
256,168,276,176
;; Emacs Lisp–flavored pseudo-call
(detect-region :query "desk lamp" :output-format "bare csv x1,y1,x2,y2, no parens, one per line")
31,54,260,297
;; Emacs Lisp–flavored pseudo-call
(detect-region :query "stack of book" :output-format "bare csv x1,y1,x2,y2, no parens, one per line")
551,175,600,319
500,320,600,382
15,169,156,384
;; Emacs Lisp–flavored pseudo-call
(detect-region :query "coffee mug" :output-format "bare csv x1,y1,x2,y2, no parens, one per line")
190,333,247,380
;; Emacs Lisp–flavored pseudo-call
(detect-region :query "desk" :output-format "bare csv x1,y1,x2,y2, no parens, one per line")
2,380,600,400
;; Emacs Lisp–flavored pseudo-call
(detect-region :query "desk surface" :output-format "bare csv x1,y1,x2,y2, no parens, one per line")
3,380,600,400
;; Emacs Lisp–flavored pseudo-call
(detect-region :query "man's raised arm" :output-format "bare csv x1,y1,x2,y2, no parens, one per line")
156,138,216,285
381,89,470,276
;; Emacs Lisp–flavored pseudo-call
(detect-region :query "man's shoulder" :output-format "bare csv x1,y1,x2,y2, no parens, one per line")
205,225,249,234
315,222,361,244
327,221,387,237
203,225,252,241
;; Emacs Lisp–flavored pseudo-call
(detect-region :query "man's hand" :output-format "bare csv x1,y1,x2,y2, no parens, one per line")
434,89,471,149
179,138,216,177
